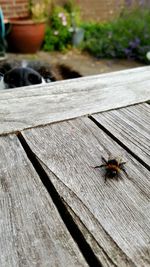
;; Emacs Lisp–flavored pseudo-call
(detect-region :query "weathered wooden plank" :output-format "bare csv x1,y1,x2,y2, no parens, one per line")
92,103,150,167
0,66,150,135
0,134,88,267
22,117,150,267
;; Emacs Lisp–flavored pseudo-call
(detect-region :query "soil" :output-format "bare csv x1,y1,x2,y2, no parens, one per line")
7,49,143,77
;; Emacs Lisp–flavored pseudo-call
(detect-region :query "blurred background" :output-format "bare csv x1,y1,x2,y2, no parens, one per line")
0,0,150,76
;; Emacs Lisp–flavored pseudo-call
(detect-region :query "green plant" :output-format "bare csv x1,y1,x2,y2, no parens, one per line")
43,0,84,51
29,0,51,22
64,0,81,27
43,5,73,51
81,8,150,64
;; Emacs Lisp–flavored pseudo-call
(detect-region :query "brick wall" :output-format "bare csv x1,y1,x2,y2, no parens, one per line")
53,0,149,22
76,0,125,22
54,0,125,22
0,0,148,22
0,0,29,19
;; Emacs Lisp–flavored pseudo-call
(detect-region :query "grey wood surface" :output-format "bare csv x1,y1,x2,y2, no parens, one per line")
0,66,150,135
22,116,150,267
92,103,150,167
0,134,88,267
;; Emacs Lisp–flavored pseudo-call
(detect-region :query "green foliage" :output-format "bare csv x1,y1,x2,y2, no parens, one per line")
43,5,73,51
44,27,72,51
29,0,51,22
81,8,150,63
64,0,81,26
43,6,150,63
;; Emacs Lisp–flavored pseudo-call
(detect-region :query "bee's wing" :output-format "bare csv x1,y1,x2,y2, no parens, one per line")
94,156,107,169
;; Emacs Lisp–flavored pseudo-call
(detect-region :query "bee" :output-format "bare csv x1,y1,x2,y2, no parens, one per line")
94,156,127,182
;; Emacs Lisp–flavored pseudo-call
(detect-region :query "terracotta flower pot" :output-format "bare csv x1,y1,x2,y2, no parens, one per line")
8,19,46,53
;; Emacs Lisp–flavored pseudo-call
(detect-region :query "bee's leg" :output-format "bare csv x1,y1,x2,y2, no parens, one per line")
94,164,106,169
104,171,109,182
104,174,108,182
122,167,128,177
94,157,107,169
120,162,126,166
116,173,122,180
101,156,107,164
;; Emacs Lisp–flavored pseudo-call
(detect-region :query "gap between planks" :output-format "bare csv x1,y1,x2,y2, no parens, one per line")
6,102,149,266
19,115,150,266
17,132,102,267
89,102,150,171
0,101,149,137
89,115,150,172
17,130,135,267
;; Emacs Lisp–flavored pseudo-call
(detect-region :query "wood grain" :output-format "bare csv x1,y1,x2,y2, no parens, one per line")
92,103,150,167
0,134,88,267
0,66,150,135
22,116,150,267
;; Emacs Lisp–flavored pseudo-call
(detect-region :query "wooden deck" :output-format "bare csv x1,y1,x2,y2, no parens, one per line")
0,66,150,267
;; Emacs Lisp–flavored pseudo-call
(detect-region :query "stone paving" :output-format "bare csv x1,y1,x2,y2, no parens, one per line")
7,49,143,77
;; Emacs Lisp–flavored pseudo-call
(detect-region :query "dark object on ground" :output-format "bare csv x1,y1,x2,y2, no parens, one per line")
0,59,82,89
57,64,82,79
3,67,43,88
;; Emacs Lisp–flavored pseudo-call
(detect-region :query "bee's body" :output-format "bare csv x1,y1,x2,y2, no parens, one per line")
95,157,126,181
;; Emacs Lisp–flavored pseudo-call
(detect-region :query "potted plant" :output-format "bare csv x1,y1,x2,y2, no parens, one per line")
8,0,51,53
64,0,84,47
43,1,84,52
